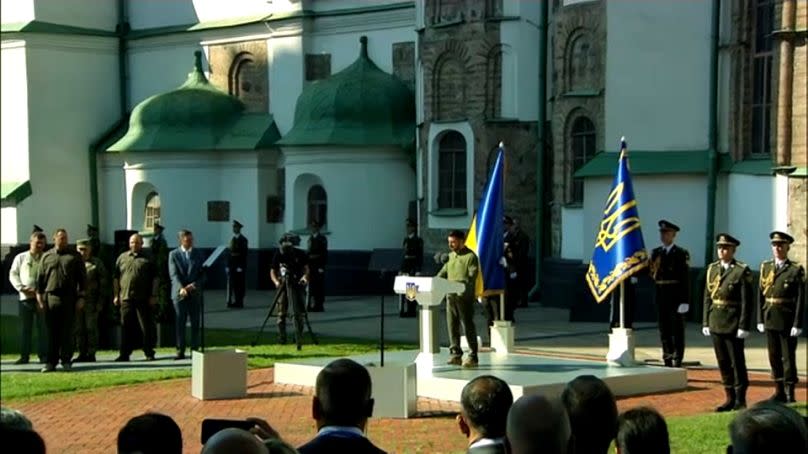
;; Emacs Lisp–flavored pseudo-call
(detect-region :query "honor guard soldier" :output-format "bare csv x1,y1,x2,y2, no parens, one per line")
399,218,424,317
150,223,171,323
702,233,753,412
756,231,805,403
73,239,108,363
504,216,530,308
306,220,328,312
228,220,249,309
649,220,691,367
87,224,101,258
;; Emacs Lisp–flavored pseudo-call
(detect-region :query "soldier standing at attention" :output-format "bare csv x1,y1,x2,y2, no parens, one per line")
756,231,805,403
503,216,530,309
307,220,328,312
150,222,171,324
228,220,248,309
73,239,107,363
702,233,753,412
649,220,691,367
36,229,86,372
113,234,157,362
399,218,423,318
437,230,480,368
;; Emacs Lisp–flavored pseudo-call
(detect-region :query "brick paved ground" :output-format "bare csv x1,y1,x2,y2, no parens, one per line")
5,366,806,454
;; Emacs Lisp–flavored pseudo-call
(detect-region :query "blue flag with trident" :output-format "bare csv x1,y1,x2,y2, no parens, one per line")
585,138,648,303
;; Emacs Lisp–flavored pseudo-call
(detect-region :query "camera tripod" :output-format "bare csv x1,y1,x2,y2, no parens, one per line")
251,275,318,350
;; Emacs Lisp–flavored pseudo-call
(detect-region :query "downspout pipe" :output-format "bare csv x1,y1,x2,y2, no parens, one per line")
703,0,720,269
528,0,548,301
775,0,795,167
89,0,130,229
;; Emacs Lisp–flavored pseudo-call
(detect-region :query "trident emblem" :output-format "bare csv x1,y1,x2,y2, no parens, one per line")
405,282,419,301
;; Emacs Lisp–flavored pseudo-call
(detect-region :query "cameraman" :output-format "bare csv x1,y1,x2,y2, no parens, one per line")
270,233,309,344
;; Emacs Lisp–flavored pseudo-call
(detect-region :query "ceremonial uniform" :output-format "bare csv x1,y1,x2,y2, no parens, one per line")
307,225,328,312
703,233,753,411
757,231,805,402
649,220,691,367
272,243,308,344
399,219,423,317
228,220,249,308
74,239,108,362
437,246,479,364
504,217,530,309
150,225,171,322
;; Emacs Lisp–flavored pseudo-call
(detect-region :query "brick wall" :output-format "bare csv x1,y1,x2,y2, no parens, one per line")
208,40,269,113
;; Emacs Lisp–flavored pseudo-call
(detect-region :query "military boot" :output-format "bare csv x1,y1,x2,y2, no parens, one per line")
769,381,787,403
733,385,748,411
716,387,736,412
785,383,797,403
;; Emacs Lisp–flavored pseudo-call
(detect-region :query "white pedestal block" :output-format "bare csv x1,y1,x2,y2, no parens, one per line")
490,321,515,354
366,363,417,419
461,335,483,350
606,328,636,367
192,349,248,400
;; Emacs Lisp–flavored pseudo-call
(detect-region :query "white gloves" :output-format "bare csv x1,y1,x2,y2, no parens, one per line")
510,272,517,279
737,329,750,339
791,327,803,337
702,327,711,336
677,304,689,314
757,323,765,333
499,257,508,268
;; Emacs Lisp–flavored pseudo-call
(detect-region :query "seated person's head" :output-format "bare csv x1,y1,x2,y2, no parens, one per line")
1,407,33,431
1,427,46,454
729,401,808,453
117,412,182,454
202,428,268,454
313,359,374,431
507,394,570,454
458,375,513,442
616,407,670,454
561,375,618,454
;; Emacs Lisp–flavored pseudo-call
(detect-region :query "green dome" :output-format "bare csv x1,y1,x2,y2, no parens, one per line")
278,36,415,148
133,51,244,128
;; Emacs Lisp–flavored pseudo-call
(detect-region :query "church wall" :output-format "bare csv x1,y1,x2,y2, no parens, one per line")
724,173,777,266
268,34,305,135
582,174,708,267
33,0,118,31
22,35,119,242
0,42,30,191
500,11,540,121
604,0,712,150
560,206,583,260
98,154,127,244
129,43,205,109
128,0,298,31
282,147,415,250
309,26,415,76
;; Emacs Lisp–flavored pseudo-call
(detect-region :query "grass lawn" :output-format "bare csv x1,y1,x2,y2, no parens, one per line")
1,315,414,402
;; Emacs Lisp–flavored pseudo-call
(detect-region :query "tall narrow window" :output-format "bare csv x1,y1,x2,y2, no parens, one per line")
750,0,774,155
144,192,161,230
570,117,596,204
437,131,467,209
307,185,327,228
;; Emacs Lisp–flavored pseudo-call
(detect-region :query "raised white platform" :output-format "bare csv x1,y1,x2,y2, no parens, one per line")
275,349,688,403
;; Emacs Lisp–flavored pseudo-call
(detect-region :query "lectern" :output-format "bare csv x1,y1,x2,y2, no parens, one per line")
393,276,464,377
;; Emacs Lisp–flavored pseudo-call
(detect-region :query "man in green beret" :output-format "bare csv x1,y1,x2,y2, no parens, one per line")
756,230,805,403
702,233,753,412
73,239,108,362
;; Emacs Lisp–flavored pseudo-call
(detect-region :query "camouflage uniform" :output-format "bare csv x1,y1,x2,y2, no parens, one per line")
75,255,107,359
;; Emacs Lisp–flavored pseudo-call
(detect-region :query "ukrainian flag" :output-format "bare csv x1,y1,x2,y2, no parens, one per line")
585,138,648,303
466,144,505,297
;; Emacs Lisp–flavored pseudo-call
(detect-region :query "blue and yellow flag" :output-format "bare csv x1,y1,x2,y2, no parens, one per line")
465,144,505,297
585,138,648,303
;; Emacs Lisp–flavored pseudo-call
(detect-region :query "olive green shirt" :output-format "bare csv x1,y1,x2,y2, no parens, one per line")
36,247,86,298
757,259,805,331
702,259,753,334
437,247,479,299
114,251,156,302
84,257,108,306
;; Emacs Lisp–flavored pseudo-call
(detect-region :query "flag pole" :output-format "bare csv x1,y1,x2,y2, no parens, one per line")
619,281,625,328
499,292,505,322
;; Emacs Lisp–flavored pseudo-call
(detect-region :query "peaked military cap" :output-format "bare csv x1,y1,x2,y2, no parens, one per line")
658,220,680,232
715,233,740,247
32,225,44,233
769,231,794,244
503,215,514,225
76,238,91,248
232,220,243,228
154,222,164,230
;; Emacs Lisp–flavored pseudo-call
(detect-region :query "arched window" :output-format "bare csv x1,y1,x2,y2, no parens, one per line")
570,117,596,204
144,192,161,230
437,131,467,210
750,0,774,155
307,185,327,228
567,34,596,91
434,55,465,120
228,52,267,112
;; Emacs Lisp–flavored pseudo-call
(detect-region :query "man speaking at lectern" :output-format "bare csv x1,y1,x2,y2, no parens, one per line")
437,230,480,368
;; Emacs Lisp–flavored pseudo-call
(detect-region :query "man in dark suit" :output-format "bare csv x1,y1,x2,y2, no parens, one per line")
504,216,530,309
399,218,423,318
297,358,385,454
702,233,753,412
457,375,513,454
756,231,805,403
168,229,205,360
307,220,328,312
649,220,691,367
227,220,248,309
